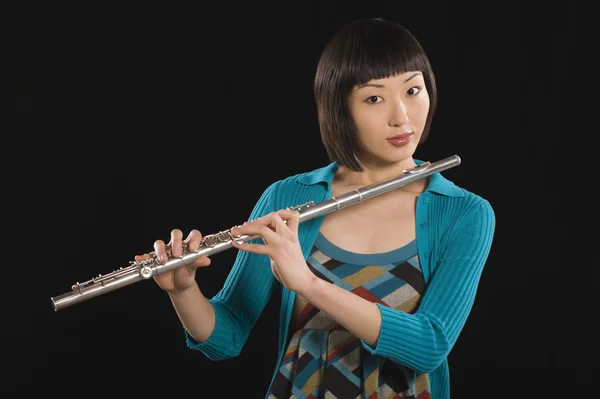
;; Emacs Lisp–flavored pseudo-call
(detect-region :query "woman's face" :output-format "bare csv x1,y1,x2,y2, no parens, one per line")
348,71,430,168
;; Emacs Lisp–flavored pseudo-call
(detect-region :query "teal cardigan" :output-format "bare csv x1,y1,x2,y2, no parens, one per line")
185,160,496,399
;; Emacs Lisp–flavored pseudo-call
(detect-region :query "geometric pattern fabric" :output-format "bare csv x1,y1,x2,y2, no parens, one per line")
268,234,431,399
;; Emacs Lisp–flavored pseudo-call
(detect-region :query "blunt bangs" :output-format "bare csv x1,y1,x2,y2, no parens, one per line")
340,21,432,88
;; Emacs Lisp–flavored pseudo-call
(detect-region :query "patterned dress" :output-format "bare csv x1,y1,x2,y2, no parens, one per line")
267,232,431,399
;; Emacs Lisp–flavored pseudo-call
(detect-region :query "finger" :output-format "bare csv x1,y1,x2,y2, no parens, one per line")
134,253,152,262
182,229,212,268
278,209,300,234
271,212,288,234
185,229,203,252
232,221,279,245
193,256,212,268
170,229,184,257
256,212,287,235
183,255,211,272
231,239,269,255
153,240,168,263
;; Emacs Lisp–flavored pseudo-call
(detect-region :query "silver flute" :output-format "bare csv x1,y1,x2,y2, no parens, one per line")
50,155,461,311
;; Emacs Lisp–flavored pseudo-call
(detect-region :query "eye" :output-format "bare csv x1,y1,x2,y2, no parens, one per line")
366,95,382,104
407,86,423,96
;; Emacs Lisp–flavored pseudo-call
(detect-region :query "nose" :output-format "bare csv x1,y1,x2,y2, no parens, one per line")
389,99,410,127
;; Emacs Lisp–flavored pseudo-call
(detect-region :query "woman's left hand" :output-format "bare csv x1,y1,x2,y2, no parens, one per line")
230,209,316,293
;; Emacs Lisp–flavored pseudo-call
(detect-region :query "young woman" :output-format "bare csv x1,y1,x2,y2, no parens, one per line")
137,18,496,399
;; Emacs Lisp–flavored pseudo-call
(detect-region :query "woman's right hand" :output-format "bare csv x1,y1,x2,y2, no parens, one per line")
134,229,212,294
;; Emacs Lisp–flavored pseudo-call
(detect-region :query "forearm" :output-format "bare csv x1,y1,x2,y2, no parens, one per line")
167,281,215,343
299,275,382,346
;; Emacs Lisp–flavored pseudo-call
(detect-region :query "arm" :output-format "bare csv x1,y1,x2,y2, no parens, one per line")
229,197,495,371
182,183,279,361
296,199,496,373
297,276,382,346
167,281,215,343
361,199,496,372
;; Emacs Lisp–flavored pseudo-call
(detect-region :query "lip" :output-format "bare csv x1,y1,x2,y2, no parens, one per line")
386,132,414,147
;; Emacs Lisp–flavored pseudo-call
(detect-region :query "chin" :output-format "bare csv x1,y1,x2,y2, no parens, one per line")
358,145,417,168
390,147,417,162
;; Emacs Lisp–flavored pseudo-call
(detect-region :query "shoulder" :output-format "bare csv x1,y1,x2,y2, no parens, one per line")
251,165,333,213
451,185,494,215
270,162,336,193
426,171,495,235
431,177,496,243
430,171,494,215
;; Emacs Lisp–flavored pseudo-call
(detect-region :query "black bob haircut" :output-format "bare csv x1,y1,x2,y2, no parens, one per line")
314,18,437,171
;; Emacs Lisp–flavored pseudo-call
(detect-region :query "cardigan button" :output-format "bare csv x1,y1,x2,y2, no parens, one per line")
423,196,430,204
421,223,428,229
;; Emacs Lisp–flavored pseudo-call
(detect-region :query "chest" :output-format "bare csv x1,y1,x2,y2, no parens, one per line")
319,190,419,254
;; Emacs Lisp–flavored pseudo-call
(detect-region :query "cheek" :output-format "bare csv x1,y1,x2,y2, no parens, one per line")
353,113,383,146
353,112,374,131
413,96,431,127
349,105,371,134
352,105,384,129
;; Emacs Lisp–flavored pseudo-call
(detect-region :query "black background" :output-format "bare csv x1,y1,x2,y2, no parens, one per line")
2,1,580,397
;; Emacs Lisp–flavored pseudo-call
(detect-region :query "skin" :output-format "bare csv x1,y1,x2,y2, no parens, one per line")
137,70,431,346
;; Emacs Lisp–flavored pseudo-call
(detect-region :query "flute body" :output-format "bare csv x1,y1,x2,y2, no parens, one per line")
50,155,461,311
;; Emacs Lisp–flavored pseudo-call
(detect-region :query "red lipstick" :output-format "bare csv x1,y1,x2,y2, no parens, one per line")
386,133,414,147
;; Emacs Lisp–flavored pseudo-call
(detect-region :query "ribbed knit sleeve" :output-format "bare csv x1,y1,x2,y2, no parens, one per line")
185,182,280,360
362,196,496,373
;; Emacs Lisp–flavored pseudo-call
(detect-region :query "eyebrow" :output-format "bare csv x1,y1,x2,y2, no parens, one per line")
358,72,423,88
